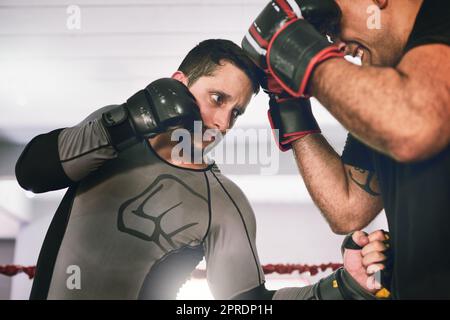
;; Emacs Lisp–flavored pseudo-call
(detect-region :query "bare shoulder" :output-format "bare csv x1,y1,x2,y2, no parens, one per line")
399,44,450,87
398,44,450,134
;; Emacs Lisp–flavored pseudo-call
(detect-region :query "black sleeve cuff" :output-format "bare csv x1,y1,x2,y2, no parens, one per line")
341,133,375,172
15,129,74,193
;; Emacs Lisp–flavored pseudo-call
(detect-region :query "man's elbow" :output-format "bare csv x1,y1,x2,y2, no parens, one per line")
15,153,33,191
329,222,364,235
15,161,42,193
329,224,351,235
388,126,449,163
325,212,369,235
389,142,423,163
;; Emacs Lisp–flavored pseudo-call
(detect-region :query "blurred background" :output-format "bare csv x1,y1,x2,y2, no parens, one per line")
0,0,387,299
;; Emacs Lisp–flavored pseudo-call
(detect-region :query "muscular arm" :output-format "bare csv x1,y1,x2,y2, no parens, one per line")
15,106,118,193
292,134,383,234
311,44,450,162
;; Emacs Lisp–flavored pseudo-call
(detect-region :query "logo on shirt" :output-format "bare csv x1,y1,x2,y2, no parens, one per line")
117,174,208,252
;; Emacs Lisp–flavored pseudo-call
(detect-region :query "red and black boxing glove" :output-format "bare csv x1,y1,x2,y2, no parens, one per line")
242,0,343,98
268,97,320,151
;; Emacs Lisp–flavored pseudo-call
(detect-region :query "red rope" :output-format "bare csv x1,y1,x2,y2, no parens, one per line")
1,263,343,280
263,263,342,276
0,265,35,279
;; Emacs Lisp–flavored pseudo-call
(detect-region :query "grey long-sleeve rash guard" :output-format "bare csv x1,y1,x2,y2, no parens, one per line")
16,106,336,300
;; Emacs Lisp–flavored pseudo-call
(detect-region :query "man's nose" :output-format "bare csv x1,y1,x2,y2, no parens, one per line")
212,108,231,133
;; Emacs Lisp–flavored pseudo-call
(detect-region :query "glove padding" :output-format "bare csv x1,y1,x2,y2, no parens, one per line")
268,97,320,151
242,0,344,97
267,18,344,97
101,78,201,151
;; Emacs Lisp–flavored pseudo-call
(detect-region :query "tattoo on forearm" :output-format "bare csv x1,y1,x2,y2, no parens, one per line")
348,167,380,196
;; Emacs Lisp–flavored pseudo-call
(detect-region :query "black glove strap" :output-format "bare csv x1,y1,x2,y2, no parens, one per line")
341,232,364,255
101,105,140,152
269,98,320,137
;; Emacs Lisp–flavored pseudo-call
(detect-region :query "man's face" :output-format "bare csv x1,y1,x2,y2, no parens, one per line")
334,0,407,66
175,60,254,149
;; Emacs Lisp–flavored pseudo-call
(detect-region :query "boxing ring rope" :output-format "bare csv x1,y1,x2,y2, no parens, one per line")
0,265,35,279
1,263,343,279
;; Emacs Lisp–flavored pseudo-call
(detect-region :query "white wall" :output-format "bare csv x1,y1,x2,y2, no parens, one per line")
0,240,15,299
11,199,60,300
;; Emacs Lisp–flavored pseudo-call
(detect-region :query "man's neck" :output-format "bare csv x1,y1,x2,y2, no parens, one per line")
396,0,424,42
148,132,210,170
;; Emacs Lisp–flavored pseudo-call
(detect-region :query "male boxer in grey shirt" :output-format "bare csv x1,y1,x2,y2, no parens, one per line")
16,39,388,300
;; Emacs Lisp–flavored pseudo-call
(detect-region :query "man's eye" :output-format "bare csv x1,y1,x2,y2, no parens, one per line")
232,109,242,118
211,93,223,105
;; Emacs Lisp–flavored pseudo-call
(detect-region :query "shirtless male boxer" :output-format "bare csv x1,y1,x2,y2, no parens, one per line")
243,0,449,298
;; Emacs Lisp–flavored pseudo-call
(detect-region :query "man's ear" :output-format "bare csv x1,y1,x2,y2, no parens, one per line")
172,71,189,86
373,0,388,9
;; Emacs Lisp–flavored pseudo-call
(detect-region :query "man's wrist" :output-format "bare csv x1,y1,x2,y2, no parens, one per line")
291,133,319,150
309,57,344,97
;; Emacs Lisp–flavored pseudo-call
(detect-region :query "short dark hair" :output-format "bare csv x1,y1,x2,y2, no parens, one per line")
178,39,260,94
